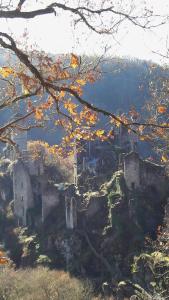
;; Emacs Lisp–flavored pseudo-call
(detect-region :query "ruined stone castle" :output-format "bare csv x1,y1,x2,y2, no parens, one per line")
3,123,167,229
12,148,77,227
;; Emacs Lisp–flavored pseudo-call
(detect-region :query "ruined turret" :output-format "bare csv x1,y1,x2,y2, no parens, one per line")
124,151,167,193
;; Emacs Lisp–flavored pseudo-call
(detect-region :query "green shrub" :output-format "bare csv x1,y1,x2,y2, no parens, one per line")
36,255,52,266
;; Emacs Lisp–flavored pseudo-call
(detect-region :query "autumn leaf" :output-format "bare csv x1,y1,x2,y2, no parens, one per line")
64,100,77,115
76,79,86,86
46,96,54,108
69,84,83,96
109,116,121,127
114,119,121,127
138,125,145,134
157,105,167,114
80,108,98,125
139,135,151,141
0,257,8,264
35,109,43,120
41,97,54,110
95,129,105,137
58,91,66,98
23,87,29,95
0,66,14,78
70,53,79,69
161,154,168,162
60,70,69,79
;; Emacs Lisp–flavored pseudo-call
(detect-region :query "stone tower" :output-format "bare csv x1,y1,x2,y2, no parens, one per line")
13,159,34,226
124,152,140,190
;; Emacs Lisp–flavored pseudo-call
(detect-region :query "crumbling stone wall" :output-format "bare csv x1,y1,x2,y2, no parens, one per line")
13,160,34,226
42,186,60,222
24,154,44,176
124,152,140,190
124,152,166,193
65,185,78,230
140,160,166,194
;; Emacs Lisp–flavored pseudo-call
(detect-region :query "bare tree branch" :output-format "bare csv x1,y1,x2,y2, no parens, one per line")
0,32,168,136
0,6,55,19
16,0,27,11
0,110,34,134
0,89,39,110
0,1,166,33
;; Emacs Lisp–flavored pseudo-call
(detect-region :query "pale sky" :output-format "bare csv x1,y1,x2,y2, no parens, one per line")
0,0,169,64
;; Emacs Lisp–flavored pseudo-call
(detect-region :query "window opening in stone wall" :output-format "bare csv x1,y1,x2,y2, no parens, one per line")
38,166,41,176
38,182,41,190
131,182,135,189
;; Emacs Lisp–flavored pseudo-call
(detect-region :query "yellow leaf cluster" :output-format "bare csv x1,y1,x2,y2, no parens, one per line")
23,87,29,95
70,54,79,69
80,108,98,125
76,79,86,86
40,97,54,110
0,66,14,78
115,119,121,127
59,70,69,79
139,135,151,141
58,91,66,98
161,155,168,162
64,100,78,115
110,116,121,127
95,129,105,137
35,109,43,120
69,84,83,96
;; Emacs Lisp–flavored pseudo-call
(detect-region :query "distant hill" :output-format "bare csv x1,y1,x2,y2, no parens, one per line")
30,58,155,144
0,52,157,146
84,58,151,111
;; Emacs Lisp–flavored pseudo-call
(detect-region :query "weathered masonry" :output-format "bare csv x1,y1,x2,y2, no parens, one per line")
124,151,166,193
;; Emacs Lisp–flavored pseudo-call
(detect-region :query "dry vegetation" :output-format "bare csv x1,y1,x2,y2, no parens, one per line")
0,267,94,300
